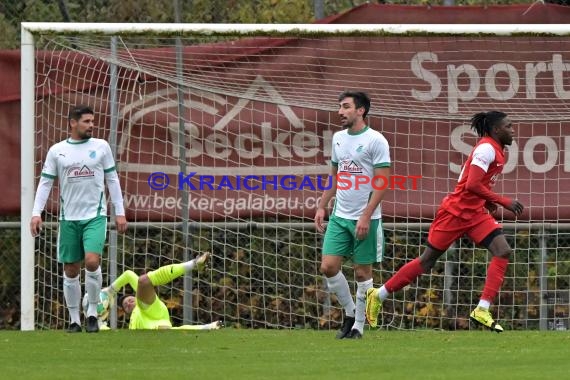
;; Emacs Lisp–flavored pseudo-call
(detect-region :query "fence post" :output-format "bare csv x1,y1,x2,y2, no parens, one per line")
443,243,457,325
539,227,548,331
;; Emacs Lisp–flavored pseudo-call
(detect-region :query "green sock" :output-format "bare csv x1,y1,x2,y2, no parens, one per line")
147,264,185,287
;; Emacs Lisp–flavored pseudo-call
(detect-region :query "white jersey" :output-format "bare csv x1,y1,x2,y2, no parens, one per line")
331,126,391,220
40,138,118,220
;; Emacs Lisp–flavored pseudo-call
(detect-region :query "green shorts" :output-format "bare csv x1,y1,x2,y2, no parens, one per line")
57,216,107,263
129,297,172,330
322,214,384,264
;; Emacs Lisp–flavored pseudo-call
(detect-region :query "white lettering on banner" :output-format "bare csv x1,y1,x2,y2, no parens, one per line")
123,193,336,215
411,53,570,113
450,125,567,174
166,122,330,160
116,74,332,163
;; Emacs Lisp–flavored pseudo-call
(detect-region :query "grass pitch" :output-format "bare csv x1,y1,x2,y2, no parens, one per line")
1,328,568,379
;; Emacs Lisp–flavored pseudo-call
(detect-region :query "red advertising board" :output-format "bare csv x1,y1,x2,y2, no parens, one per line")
3,4,570,222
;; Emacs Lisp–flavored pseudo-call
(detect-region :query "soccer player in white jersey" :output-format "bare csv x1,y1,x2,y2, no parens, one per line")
314,91,391,339
30,105,128,333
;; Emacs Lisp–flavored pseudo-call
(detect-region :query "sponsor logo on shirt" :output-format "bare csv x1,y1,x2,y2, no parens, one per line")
66,165,95,182
338,160,363,174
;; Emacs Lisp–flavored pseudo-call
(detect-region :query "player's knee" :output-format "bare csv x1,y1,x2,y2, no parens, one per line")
420,257,436,272
494,246,512,258
63,263,80,278
84,261,99,272
138,274,152,288
419,248,442,272
84,255,100,271
319,264,336,277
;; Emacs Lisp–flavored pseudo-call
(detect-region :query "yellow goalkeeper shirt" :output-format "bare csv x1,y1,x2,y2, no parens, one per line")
129,297,172,330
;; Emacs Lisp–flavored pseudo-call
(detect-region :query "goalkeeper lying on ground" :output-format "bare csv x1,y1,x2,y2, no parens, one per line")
90,252,221,330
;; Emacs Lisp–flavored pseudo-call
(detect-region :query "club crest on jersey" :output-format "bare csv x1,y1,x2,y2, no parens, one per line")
65,164,95,182
338,160,363,174
89,150,96,159
356,144,364,153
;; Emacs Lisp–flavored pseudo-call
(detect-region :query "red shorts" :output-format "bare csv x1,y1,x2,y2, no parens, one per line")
427,208,502,251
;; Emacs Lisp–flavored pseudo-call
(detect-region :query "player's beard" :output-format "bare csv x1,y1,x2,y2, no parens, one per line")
78,130,92,139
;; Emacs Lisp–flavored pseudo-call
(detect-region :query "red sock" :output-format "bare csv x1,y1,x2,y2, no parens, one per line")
481,256,509,303
385,258,424,293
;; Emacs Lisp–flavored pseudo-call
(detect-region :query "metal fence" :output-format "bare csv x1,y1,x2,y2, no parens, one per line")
3,221,570,330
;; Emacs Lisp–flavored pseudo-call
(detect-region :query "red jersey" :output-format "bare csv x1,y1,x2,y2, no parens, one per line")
440,136,505,219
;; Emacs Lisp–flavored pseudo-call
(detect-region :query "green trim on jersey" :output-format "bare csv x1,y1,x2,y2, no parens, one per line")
373,162,391,168
347,125,369,136
41,172,56,179
97,192,104,216
331,161,338,166
103,166,116,173
66,138,91,145
60,195,65,220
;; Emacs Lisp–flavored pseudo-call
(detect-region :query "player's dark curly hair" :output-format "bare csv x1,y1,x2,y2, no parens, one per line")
470,111,507,137
117,293,128,311
338,91,371,118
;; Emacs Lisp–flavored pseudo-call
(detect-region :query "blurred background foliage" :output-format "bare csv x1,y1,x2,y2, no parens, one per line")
1,0,564,49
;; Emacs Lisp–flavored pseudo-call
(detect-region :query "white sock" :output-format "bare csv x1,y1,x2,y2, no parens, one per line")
477,300,491,309
379,285,390,302
326,272,355,317
85,267,102,317
353,279,373,333
63,273,81,325
182,259,196,271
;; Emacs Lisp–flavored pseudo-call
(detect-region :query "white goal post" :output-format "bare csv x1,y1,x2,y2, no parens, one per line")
21,23,570,331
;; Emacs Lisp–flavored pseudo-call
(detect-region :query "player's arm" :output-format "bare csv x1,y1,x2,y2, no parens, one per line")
465,166,523,216
105,169,127,233
30,176,55,237
103,142,128,233
315,165,338,233
172,321,223,330
103,270,138,315
30,149,57,237
484,201,498,214
356,166,390,240
109,270,139,293
465,144,523,216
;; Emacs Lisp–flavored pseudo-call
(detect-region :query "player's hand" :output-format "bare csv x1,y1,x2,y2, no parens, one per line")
115,215,128,234
30,216,43,237
505,200,524,217
485,201,498,214
314,208,326,233
102,287,116,305
355,216,371,240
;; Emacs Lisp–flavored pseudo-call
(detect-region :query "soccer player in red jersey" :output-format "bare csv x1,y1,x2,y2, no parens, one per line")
365,111,524,332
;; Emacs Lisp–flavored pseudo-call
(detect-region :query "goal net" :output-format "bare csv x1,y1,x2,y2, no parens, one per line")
21,24,570,331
